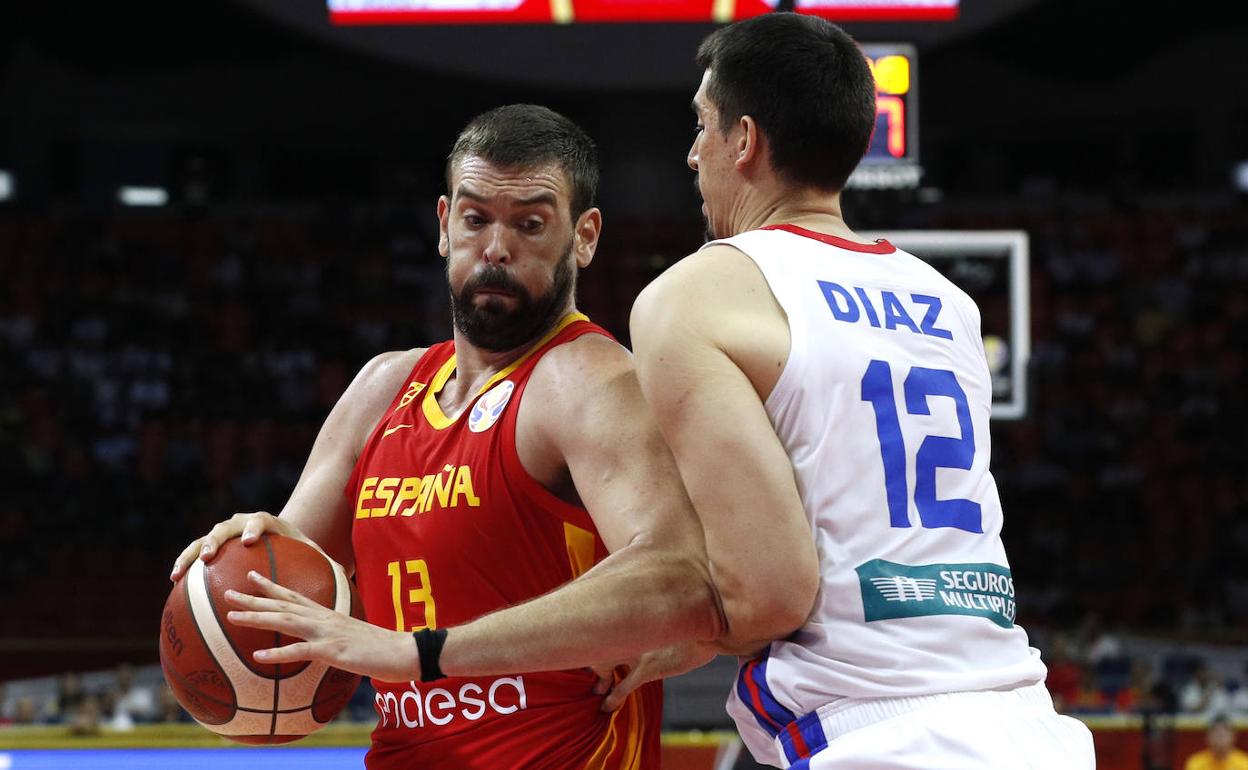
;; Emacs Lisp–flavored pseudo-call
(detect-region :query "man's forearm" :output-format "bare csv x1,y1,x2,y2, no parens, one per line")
435,543,724,678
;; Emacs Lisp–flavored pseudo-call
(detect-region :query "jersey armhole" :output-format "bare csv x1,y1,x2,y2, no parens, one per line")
722,235,807,417
344,344,450,514
495,327,606,536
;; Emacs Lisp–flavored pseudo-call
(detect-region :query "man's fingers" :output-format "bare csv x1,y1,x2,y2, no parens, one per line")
200,520,238,562
593,675,611,696
206,512,275,557
226,609,310,637
254,641,313,664
170,512,280,582
602,668,646,712
223,589,298,614
590,667,615,696
240,516,266,545
170,540,204,581
247,570,316,607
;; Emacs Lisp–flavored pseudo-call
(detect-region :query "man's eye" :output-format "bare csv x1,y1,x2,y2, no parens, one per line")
465,215,486,226
521,219,544,233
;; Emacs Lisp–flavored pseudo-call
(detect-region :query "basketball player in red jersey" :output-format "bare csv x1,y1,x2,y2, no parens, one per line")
169,105,724,769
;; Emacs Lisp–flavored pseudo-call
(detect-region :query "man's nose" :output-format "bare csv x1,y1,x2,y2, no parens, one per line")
482,223,511,265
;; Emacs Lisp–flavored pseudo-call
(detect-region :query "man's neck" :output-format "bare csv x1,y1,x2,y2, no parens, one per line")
729,183,865,243
443,304,579,402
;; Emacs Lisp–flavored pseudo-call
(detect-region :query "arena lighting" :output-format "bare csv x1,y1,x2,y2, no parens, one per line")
1234,161,1248,193
327,0,960,25
118,186,169,207
0,170,12,201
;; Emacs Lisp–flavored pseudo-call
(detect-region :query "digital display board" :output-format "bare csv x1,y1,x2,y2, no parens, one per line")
862,44,916,165
327,1,959,25
849,43,920,189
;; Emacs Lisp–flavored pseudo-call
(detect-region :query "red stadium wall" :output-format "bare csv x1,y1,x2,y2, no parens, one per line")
1089,723,1248,770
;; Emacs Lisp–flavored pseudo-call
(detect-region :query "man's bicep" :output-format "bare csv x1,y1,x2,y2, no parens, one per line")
279,350,418,572
279,421,358,570
558,357,705,556
634,330,819,647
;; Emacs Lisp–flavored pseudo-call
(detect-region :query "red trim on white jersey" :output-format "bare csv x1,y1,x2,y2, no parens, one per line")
761,224,897,254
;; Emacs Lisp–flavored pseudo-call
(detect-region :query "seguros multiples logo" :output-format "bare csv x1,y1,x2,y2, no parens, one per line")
858,559,1017,629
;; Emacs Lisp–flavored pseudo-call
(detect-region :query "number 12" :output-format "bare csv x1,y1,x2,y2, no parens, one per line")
861,360,983,533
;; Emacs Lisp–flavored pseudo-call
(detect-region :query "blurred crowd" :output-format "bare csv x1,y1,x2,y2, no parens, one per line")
0,190,1245,699
1036,618,1248,717
969,198,1248,634
0,662,378,732
0,664,184,732
0,204,450,644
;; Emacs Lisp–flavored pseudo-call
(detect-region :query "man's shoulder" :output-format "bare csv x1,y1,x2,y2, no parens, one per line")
357,348,428,391
529,331,631,397
633,244,770,331
515,331,637,463
343,348,430,421
652,242,763,290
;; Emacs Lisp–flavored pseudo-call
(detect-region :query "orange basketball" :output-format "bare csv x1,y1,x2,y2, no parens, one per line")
159,533,362,743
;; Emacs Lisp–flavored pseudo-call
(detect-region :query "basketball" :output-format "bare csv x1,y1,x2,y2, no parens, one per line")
158,533,362,744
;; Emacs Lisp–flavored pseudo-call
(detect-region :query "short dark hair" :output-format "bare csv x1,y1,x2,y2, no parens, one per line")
446,104,599,218
696,13,877,192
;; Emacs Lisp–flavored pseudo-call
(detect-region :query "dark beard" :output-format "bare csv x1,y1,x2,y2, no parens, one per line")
449,249,575,353
695,174,715,242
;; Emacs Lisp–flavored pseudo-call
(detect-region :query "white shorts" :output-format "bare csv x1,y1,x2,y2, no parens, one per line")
764,682,1095,769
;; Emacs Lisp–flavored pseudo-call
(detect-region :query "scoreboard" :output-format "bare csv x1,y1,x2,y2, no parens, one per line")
327,1,958,25
853,43,921,189
863,44,916,165
323,4,925,184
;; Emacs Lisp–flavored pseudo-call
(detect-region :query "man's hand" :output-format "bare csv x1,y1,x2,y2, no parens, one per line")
601,641,717,712
169,512,322,582
225,570,419,684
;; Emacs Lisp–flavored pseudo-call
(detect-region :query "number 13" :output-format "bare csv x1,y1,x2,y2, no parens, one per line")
386,559,437,631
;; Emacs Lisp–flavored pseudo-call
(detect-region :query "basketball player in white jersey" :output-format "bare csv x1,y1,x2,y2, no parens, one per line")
617,13,1096,769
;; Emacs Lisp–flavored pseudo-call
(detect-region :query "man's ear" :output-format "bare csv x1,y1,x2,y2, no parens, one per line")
573,207,602,269
735,114,761,171
437,195,451,257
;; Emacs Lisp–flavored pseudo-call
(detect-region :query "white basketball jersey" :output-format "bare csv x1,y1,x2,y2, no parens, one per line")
712,225,1047,762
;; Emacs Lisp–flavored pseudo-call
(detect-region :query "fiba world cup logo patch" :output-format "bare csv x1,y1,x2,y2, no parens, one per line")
469,380,515,433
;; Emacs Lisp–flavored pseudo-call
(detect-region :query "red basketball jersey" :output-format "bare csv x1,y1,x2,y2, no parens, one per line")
347,312,662,770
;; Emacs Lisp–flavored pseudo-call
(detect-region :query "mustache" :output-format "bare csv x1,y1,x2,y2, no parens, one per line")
461,265,529,299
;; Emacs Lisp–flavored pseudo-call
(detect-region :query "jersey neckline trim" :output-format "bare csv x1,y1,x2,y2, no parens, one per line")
421,311,589,431
761,224,896,254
